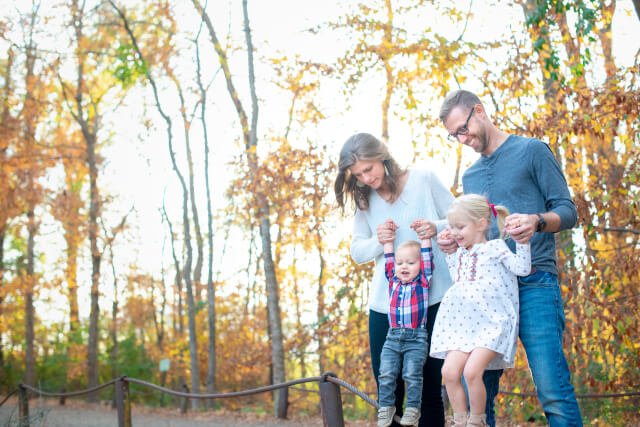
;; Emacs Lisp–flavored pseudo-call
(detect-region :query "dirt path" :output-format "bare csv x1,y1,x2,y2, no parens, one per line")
0,398,374,426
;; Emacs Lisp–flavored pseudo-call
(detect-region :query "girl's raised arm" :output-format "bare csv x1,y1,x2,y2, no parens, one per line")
496,240,532,276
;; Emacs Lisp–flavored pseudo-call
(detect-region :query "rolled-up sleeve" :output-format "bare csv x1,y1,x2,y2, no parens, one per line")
350,208,383,264
532,142,578,231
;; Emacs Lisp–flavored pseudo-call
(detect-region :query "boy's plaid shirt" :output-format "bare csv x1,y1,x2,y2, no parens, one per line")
384,247,433,329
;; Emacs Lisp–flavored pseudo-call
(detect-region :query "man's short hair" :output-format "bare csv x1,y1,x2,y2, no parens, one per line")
439,89,482,122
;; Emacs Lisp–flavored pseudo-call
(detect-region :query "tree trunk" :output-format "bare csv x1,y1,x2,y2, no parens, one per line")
0,227,4,368
23,29,38,388
108,247,118,407
86,126,101,401
316,234,326,375
242,1,286,412
291,249,306,378
0,217,4,363
195,30,217,406
65,228,80,330
163,202,184,335
68,1,103,401
169,73,204,301
0,49,12,372
381,0,394,141
25,209,36,387
109,1,201,405
193,0,286,411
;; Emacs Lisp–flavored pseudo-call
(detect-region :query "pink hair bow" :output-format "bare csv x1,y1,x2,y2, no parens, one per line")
486,198,497,218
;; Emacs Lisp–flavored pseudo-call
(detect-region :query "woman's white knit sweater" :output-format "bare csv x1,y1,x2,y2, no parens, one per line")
350,169,455,314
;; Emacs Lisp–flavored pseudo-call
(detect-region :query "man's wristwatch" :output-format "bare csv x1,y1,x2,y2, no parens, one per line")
536,213,546,232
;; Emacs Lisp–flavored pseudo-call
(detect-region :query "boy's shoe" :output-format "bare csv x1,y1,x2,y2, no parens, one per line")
377,406,396,427
399,407,421,425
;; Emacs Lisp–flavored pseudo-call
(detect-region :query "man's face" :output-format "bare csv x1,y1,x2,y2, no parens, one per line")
444,105,489,155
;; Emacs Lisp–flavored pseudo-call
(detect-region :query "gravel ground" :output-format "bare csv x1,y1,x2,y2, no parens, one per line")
0,398,545,426
0,398,375,427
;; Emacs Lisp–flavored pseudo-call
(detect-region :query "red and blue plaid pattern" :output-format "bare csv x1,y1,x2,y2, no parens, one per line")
384,247,433,328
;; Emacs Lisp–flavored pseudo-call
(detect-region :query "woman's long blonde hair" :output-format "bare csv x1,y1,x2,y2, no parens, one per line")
334,133,404,213
447,194,510,238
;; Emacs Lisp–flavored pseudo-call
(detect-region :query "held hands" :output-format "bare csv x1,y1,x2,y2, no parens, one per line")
376,219,398,245
437,226,458,254
378,219,436,249
410,219,437,240
504,214,535,243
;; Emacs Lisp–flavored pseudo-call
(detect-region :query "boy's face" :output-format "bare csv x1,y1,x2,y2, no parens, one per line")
395,246,421,283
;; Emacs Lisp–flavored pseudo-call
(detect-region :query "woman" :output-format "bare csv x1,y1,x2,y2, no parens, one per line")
334,133,454,427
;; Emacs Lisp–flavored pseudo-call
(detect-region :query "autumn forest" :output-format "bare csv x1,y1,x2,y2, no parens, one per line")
0,0,639,424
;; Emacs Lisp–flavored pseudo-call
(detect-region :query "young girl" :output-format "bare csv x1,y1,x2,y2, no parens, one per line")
430,194,531,427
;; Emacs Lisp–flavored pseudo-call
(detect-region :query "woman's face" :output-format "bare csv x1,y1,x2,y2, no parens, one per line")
349,160,385,190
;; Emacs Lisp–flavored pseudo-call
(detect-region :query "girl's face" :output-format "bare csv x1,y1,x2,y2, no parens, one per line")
448,213,487,250
349,159,385,190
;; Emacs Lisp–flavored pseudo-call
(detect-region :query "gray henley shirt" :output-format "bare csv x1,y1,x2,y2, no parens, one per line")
462,135,577,275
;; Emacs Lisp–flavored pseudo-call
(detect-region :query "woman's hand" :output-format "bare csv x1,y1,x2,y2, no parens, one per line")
376,219,398,244
410,219,437,239
437,226,458,254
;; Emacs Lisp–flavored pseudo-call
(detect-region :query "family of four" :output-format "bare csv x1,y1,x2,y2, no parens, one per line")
334,90,582,427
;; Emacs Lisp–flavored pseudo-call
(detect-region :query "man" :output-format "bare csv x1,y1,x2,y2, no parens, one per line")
436,89,582,427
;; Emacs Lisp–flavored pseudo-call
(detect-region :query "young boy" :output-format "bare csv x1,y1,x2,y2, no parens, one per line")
377,220,434,427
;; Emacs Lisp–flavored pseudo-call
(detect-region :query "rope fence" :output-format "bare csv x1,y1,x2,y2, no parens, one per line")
2,372,639,427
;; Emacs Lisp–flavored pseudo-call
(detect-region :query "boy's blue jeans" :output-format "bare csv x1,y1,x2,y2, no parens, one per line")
378,327,429,409
483,271,583,427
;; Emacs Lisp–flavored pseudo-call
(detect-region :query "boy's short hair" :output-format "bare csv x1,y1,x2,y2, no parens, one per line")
396,240,421,255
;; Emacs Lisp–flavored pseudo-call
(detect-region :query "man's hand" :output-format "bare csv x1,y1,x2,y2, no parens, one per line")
504,213,536,243
437,226,457,254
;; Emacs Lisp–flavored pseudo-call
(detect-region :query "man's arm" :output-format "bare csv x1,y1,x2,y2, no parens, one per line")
506,141,577,243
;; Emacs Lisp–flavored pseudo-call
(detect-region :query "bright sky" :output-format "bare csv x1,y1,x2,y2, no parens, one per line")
2,0,639,323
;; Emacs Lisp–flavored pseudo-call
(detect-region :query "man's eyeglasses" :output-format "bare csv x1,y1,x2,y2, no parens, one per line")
447,108,474,141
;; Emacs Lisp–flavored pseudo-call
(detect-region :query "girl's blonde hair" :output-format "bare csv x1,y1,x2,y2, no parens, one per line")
447,194,510,238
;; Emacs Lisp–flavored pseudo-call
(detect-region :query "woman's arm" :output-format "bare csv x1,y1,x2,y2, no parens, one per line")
429,171,455,222
350,209,384,264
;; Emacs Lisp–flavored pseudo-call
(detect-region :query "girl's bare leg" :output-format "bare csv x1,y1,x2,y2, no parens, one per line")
463,348,498,414
441,350,469,413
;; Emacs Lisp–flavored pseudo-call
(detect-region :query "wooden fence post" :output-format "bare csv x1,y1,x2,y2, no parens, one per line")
181,384,189,414
319,372,344,427
115,376,132,427
277,387,289,419
18,384,29,427
59,387,66,406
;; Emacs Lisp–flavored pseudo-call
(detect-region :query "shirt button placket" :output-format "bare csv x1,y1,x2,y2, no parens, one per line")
485,158,494,201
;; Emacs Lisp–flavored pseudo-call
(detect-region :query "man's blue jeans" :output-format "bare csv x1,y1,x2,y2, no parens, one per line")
379,327,429,408
483,271,582,427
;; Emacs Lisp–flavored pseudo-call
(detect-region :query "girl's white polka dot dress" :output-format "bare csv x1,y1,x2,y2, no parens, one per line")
430,240,531,369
